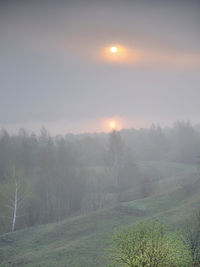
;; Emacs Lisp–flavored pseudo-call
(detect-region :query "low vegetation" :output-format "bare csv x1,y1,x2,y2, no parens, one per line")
108,221,192,266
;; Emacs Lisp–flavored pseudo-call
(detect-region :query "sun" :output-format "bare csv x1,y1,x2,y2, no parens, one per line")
104,45,130,62
110,46,117,53
109,121,117,129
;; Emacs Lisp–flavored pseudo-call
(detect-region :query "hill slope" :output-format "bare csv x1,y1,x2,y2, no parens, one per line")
0,179,200,267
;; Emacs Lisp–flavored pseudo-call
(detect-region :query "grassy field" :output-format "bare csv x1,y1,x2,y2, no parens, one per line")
0,206,147,266
0,161,200,266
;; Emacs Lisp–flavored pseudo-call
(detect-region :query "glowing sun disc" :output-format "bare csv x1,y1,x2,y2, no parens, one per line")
110,46,117,53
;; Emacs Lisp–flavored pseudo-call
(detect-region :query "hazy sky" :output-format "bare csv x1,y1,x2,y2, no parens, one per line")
1,0,200,134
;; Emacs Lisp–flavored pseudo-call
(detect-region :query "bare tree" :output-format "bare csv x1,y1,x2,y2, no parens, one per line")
0,164,26,232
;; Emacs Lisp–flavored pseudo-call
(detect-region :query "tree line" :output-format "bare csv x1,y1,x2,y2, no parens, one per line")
0,121,200,233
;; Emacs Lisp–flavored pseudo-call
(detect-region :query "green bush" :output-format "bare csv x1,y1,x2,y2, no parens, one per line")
184,208,200,266
108,220,192,267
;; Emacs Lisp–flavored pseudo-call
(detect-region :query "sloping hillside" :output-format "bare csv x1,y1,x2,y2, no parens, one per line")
0,177,200,267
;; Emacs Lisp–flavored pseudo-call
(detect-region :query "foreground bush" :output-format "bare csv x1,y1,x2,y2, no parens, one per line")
184,208,200,266
108,221,192,267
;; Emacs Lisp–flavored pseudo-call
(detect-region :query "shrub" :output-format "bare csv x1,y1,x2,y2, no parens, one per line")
108,220,192,267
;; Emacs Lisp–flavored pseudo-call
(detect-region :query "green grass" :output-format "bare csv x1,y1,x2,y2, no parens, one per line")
0,161,200,266
123,185,200,225
0,206,147,267
1,188,200,266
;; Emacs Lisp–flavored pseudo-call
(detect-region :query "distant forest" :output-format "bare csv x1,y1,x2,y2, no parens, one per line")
0,121,200,234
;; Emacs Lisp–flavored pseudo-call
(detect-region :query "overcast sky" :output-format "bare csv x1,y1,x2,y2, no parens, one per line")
0,0,200,134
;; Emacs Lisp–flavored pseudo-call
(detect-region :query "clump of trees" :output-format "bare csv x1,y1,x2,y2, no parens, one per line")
108,221,193,267
0,120,200,233
104,130,136,192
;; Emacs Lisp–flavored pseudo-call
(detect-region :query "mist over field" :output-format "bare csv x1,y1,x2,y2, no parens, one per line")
0,0,200,266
